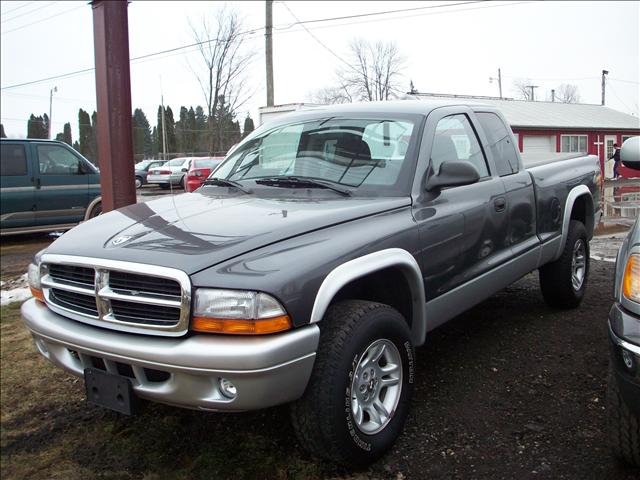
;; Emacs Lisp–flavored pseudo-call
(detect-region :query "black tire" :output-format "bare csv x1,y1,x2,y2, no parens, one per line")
290,300,415,467
179,176,185,189
607,363,640,466
160,184,170,190
135,176,143,189
539,219,589,308
88,202,102,218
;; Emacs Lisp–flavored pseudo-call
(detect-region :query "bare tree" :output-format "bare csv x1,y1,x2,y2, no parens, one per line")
307,84,353,105
555,84,581,103
512,78,534,101
338,39,406,102
189,7,255,152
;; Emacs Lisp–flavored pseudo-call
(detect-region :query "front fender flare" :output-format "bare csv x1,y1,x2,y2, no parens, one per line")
309,248,427,346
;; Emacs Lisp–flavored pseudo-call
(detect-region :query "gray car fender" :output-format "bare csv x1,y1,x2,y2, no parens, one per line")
309,248,427,346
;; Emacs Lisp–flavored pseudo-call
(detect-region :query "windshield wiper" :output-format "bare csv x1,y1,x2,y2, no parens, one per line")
202,177,252,194
255,176,352,196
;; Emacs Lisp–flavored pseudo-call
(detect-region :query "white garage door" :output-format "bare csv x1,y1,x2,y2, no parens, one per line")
523,135,556,153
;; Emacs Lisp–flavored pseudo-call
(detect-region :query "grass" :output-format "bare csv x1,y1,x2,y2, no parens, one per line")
0,302,348,480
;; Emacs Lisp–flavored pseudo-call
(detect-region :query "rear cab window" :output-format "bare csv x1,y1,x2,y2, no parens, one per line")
475,112,520,176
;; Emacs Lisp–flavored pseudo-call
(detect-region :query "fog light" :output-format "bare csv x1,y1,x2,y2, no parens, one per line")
219,378,237,399
622,349,634,370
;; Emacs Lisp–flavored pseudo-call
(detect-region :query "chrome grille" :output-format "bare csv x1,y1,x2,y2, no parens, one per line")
40,255,191,337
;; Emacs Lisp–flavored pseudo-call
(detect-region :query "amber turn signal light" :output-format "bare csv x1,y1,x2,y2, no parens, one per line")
622,254,639,303
30,287,45,303
192,315,292,335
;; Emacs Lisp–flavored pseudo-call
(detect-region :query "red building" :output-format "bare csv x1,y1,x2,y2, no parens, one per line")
411,94,640,178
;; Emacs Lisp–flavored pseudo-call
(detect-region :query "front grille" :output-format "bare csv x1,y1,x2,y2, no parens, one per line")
49,264,95,288
50,288,98,316
109,271,181,297
111,299,181,325
41,256,190,336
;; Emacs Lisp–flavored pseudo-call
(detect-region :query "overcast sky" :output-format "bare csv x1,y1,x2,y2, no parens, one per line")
1,0,638,140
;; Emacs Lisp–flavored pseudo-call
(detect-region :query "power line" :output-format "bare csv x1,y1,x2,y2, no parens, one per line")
2,3,85,35
609,77,640,85
0,1,56,24
273,0,487,30
0,0,531,91
1,1,37,16
281,2,406,98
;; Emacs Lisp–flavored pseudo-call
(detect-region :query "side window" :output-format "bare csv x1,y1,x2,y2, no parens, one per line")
476,112,519,176
1,144,28,176
37,145,84,175
432,114,489,177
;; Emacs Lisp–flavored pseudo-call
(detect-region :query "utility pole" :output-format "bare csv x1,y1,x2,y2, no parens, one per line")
525,85,538,101
48,86,57,139
91,0,136,211
601,69,609,106
551,89,555,102
265,0,274,107
489,68,502,99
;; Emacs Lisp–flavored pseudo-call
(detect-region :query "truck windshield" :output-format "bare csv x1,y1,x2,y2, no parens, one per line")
214,117,417,195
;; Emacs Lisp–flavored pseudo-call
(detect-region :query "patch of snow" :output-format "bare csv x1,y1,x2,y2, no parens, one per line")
1,273,31,306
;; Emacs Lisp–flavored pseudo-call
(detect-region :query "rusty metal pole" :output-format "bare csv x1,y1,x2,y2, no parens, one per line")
91,0,136,212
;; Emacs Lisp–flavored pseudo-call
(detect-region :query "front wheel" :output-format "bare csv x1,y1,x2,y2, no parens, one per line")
539,219,589,308
88,202,102,219
607,363,640,466
290,300,415,467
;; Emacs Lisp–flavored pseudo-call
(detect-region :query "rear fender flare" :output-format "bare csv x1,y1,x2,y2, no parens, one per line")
556,185,593,260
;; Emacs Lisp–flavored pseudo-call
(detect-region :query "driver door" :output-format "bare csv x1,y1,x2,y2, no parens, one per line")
412,108,509,321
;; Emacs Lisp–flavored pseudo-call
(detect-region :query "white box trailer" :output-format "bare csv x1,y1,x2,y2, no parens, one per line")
258,103,320,126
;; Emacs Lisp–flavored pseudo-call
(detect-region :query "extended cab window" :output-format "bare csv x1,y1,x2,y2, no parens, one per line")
476,112,519,176
431,115,489,178
0,144,28,176
37,145,85,175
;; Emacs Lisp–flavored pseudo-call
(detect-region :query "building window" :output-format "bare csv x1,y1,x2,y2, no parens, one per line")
560,135,587,153
622,135,633,144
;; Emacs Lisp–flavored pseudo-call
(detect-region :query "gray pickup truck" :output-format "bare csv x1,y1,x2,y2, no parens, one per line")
22,101,602,467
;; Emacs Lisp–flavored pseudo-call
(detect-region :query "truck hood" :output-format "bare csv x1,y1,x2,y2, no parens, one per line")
46,190,410,275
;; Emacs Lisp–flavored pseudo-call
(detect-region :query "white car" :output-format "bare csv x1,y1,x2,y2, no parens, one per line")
146,157,193,189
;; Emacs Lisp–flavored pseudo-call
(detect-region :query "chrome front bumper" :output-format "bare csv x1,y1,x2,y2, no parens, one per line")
22,299,319,411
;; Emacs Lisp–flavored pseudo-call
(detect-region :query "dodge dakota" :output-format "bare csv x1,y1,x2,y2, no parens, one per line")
22,100,602,466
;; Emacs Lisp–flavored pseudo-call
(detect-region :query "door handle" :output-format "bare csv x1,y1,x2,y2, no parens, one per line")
494,197,506,212
35,178,41,189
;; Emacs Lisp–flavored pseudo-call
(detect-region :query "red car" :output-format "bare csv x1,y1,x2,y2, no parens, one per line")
185,157,225,193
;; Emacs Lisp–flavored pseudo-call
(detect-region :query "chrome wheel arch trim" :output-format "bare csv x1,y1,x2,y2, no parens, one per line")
309,248,427,345
556,185,593,260
84,196,103,221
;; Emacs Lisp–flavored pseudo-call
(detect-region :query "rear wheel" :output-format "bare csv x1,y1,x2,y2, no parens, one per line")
88,202,102,219
160,184,170,190
290,300,415,467
135,176,143,189
539,219,589,308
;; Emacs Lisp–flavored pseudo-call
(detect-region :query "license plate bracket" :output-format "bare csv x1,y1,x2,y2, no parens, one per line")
84,368,136,415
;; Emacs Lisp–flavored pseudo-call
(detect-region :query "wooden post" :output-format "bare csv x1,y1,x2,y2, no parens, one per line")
91,0,136,212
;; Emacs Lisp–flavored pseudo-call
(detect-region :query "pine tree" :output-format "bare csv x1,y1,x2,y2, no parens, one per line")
243,115,255,138
0,123,7,138
194,106,207,153
91,111,98,166
176,106,189,154
164,106,177,154
78,109,94,162
27,114,48,139
62,122,72,146
132,108,152,157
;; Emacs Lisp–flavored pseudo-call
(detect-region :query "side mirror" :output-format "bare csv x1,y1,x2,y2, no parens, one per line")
426,161,481,191
181,167,188,172
621,136,640,171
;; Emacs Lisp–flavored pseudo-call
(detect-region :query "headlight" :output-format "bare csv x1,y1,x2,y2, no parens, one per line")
28,249,47,303
192,289,291,335
622,254,640,303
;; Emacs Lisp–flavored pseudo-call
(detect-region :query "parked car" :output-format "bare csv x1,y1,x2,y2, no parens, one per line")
185,156,225,192
146,157,192,189
1,139,101,236
22,101,602,467
134,159,166,188
607,141,640,466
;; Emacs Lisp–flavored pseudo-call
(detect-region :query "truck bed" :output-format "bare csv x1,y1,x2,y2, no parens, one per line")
521,152,588,169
